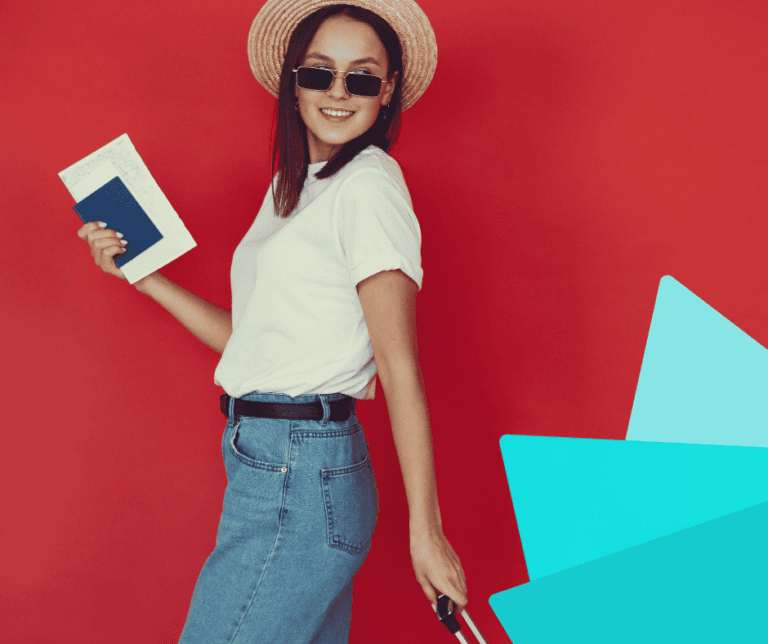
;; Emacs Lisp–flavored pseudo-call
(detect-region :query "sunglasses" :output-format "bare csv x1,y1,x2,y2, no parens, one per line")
293,66,385,97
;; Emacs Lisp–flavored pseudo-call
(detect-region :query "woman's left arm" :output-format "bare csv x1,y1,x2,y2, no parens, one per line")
357,269,468,614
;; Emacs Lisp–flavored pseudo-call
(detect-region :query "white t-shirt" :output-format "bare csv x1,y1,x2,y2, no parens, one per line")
213,145,423,399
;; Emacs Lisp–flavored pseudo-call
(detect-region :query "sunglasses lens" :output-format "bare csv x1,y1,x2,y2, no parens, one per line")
296,67,383,97
346,74,382,97
296,67,333,90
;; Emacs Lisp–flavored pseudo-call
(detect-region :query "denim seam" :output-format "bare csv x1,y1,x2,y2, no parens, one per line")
228,436,292,643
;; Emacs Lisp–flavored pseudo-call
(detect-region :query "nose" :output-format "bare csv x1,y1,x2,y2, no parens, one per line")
326,71,350,100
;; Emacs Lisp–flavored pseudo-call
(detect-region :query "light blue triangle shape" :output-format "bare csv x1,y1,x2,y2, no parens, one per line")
489,500,768,643
626,275,768,446
500,434,768,580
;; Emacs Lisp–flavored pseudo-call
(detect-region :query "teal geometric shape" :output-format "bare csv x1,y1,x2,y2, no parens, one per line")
499,434,768,580
489,500,768,643
626,275,768,446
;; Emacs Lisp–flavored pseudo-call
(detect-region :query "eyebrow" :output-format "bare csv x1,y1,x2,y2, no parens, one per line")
304,52,381,67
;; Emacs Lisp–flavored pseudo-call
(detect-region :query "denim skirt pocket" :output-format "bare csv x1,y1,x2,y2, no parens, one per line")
321,454,379,554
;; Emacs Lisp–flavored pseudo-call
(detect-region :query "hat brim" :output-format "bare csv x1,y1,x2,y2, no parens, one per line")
247,0,437,111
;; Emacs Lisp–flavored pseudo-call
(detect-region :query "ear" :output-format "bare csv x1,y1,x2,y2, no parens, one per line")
381,70,399,106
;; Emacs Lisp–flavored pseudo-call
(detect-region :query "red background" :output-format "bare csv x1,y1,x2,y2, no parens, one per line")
2,0,767,642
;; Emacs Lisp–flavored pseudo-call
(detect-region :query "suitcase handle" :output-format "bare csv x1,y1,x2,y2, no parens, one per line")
436,594,462,633
433,594,489,644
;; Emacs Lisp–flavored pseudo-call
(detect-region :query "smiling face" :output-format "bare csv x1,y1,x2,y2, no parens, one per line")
295,14,399,163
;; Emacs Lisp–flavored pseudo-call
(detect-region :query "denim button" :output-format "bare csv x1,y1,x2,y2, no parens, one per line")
281,466,287,472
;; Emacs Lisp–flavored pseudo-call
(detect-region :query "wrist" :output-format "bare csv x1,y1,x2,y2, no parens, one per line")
409,516,443,540
134,271,162,294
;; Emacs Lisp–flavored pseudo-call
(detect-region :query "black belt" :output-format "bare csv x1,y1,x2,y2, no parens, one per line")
220,393,355,422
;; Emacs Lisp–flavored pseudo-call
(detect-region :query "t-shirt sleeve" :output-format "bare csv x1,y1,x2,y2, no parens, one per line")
334,166,423,291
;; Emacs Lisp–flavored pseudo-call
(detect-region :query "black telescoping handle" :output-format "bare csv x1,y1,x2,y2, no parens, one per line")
436,593,462,635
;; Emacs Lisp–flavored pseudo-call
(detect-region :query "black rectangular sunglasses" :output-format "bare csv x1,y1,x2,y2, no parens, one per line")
293,66,384,97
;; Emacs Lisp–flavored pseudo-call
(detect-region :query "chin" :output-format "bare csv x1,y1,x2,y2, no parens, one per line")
314,130,361,149
304,112,378,159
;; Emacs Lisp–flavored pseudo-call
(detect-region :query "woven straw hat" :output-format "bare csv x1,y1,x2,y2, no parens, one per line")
247,0,437,111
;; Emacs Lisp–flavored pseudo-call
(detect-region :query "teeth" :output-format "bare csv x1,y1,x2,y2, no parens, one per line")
321,109,354,117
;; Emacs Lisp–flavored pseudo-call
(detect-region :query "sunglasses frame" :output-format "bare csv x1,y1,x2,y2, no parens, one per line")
292,66,386,98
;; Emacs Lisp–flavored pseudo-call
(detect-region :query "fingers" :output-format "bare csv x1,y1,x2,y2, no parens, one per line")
417,570,468,615
420,580,438,606
76,221,128,280
431,551,468,606
411,533,469,616
440,581,468,614
101,243,126,262
424,586,467,617
77,221,126,248
90,232,126,253
76,220,107,239
91,233,127,262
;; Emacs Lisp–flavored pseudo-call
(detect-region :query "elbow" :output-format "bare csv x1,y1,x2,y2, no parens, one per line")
377,359,422,391
212,328,233,355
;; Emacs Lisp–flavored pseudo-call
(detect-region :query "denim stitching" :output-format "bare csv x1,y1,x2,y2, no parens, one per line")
292,423,363,439
321,454,371,477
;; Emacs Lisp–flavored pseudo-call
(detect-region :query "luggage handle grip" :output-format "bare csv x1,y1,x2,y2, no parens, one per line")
432,594,489,644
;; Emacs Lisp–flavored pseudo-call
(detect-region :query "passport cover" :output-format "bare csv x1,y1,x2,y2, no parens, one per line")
73,176,163,268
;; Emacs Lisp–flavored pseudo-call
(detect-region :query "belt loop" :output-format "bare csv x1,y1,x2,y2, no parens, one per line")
319,395,331,425
229,394,236,425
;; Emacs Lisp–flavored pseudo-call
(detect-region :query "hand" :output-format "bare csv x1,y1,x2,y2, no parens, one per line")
410,527,468,615
77,221,128,280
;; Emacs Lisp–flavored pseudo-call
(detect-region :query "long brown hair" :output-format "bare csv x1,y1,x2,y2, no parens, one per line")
271,5,404,219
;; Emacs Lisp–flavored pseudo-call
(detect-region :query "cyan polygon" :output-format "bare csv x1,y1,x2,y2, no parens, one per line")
489,500,768,643
626,275,768,446
499,434,768,580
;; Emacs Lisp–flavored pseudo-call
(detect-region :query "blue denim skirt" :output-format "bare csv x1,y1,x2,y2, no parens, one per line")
178,391,379,644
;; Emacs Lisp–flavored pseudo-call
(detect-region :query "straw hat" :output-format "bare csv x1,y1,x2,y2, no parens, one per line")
247,0,438,111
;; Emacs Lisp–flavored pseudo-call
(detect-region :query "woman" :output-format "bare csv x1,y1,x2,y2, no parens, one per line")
77,1,467,641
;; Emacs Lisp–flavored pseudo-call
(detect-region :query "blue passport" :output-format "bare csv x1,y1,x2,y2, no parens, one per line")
73,176,163,268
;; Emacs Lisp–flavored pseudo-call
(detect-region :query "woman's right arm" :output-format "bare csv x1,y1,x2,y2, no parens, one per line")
77,221,232,354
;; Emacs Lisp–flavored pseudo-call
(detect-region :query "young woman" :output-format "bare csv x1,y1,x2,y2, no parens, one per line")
77,1,467,641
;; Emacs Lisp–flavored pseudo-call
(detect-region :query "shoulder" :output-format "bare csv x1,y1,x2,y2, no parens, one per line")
335,146,410,201
346,145,404,179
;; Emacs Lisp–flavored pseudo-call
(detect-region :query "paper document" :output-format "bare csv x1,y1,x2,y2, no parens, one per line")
59,133,196,284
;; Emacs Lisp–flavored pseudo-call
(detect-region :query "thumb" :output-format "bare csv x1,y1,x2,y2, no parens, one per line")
420,580,438,606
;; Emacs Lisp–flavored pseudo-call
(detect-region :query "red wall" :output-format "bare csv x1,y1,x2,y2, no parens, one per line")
2,0,767,642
